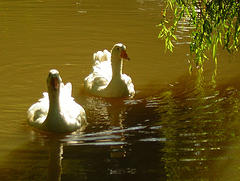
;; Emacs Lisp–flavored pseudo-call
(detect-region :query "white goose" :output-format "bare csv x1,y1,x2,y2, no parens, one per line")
27,69,87,133
84,43,135,98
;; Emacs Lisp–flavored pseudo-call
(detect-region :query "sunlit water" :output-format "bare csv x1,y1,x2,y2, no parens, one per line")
0,0,240,180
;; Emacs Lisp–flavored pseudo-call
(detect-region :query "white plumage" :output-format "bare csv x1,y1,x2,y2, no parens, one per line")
27,69,87,133
84,43,135,98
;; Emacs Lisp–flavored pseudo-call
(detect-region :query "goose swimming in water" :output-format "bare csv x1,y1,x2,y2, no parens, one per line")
84,43,135,98
27,69,87,133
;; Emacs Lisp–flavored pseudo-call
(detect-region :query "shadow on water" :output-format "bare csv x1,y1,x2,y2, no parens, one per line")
1,71,240,180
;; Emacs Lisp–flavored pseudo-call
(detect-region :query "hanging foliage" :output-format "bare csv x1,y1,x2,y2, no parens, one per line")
158,0,240,70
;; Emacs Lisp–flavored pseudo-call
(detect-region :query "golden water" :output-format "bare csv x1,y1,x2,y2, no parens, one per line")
0,0,240,180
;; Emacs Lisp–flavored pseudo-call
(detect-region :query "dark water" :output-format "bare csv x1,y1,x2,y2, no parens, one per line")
0,0,240,180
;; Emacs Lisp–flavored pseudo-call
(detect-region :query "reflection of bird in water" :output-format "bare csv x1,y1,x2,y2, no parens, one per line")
46,138,63,181
105,99,128,159
106,99,125,129
84,43,135,98
27,69,87,133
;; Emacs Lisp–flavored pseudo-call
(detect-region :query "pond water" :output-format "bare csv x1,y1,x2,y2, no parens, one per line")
0,0,240,180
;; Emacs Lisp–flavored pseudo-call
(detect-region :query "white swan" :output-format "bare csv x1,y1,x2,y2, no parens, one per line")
27,69,87,133
84,43,135,98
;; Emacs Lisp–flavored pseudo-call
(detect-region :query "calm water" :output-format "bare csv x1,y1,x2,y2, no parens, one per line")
0,0,240,180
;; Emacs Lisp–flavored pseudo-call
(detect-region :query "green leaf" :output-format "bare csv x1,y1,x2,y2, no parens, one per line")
213,44,216,58
158,0,240,70
172,34,177,40
214,57,218,65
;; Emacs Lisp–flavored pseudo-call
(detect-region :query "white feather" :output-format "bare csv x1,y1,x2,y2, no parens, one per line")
27,70,87,133
84,43,135,98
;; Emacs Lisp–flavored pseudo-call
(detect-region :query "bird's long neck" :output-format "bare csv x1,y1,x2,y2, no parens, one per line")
47,89,61,118
43,88,62,130
111,56,123,79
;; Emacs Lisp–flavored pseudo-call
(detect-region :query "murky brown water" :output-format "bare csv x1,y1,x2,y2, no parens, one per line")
0,0,240,180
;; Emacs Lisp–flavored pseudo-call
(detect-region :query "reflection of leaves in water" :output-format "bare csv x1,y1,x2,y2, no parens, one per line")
2,73,240,180
150,73,240,180
75,73,240,180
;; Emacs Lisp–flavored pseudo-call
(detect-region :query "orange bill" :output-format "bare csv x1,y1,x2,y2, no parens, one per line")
120,50,130,60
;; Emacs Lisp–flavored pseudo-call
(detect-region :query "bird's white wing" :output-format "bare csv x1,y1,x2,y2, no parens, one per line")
84,49,112,91
27,92,49,125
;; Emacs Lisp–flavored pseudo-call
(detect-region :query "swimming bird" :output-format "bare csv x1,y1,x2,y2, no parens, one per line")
84,43,135,98
27,69,87,133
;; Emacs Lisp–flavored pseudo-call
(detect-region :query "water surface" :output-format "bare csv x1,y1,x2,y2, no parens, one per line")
0,0,240,180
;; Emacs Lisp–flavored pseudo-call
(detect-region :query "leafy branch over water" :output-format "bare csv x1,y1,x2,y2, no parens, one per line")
158,0,240,71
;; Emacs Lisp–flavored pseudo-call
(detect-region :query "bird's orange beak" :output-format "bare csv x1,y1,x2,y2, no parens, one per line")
51,77,59,90
120,50,130,60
